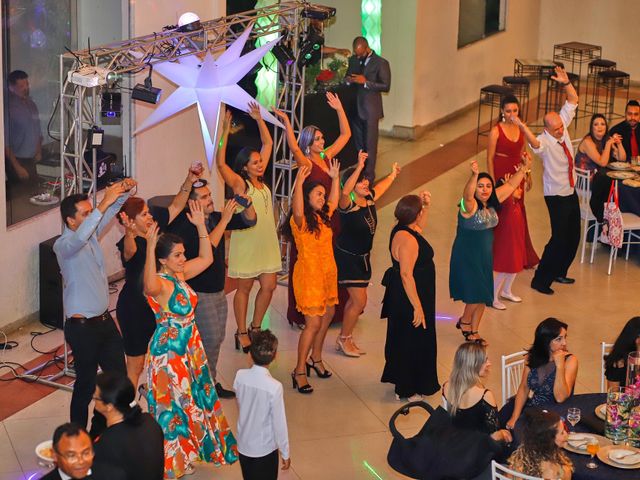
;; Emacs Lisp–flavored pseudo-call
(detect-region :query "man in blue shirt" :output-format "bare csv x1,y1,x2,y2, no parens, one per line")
54,178,136,436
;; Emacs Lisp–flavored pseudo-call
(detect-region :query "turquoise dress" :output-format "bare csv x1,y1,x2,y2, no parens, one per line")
146,273,238,478
449,207,499,305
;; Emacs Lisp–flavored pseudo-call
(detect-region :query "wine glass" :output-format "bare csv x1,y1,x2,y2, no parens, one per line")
567,407,581,432
586,438,599,469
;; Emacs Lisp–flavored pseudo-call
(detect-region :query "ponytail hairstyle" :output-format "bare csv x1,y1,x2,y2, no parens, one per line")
95,371,143,425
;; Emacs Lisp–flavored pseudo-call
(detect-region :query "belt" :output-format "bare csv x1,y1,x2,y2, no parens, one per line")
66,311,110,325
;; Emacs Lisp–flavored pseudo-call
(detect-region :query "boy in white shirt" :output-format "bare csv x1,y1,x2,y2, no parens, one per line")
234,330,291,479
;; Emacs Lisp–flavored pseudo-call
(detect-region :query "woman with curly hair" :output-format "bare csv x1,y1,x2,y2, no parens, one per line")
604,316,640,388
281,160,341,394
506,318,578,429
508,408,572,480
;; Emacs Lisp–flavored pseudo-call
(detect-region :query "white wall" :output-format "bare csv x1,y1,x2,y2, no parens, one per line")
538,0,640,80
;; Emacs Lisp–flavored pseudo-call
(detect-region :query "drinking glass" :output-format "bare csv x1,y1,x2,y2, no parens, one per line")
567,407,581,432
586,438,599,469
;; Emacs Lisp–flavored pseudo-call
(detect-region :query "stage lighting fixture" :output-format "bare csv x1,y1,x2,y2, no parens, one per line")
177,12,202,32
87,126,104,148
297,30,324,68
101,91,122,118
302,5,336,20
132,64,162,104
272,43,295,67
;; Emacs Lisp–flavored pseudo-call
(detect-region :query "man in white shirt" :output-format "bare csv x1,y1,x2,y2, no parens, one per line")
234,330,290,479
515,67,580,295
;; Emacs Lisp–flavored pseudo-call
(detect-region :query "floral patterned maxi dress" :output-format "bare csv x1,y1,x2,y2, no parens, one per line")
146,273,238,479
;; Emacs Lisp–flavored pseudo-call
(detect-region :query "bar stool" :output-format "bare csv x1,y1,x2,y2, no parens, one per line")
502,76,530,121
477,84,514,141
544,72,580,117
593,70,630,121
583,59,618,116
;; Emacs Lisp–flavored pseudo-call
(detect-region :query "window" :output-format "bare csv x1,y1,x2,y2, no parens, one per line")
457,0,506,49
3,0,126,226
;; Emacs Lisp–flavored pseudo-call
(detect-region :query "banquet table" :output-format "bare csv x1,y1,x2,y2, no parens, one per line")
590,169,640,222
500,393,639,480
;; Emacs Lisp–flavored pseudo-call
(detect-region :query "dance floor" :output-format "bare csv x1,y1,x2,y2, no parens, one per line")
2,97,640,479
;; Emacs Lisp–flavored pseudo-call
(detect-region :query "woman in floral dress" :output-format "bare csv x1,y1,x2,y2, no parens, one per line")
143,200,238,478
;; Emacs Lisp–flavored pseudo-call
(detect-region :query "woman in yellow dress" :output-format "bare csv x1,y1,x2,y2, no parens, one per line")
281,160,341,394
216,103,281,353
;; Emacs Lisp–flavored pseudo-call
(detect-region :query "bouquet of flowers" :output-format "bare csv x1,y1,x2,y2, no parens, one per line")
316,69,335,83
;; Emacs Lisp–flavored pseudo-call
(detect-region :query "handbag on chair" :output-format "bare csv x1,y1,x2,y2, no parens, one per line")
599,182,623,249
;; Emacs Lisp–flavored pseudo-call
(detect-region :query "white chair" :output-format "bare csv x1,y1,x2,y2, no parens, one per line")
491,460,543,480
501,350,527,407
575,166,600,263
605,188,640,273
600,341,614,393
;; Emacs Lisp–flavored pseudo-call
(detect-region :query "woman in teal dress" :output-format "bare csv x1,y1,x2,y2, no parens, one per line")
449,158,530,346
143,200,238,479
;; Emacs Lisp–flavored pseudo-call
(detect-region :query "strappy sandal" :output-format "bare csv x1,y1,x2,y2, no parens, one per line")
455,317,473,341
465,332,488,346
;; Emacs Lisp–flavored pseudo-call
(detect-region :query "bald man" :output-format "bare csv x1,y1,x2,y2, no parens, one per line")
345,36,391,181
515,67,580,295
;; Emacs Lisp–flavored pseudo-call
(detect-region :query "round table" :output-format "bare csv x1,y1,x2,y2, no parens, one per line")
506,393,639,480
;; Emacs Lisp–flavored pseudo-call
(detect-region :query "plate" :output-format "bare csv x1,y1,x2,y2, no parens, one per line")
607,170,638,180
630,165,640,172
563,433,611,455
597,445,640,469
595,403,606,420
35,440,54,462
29,194,59,206
609,161,632,170
623,178,640,188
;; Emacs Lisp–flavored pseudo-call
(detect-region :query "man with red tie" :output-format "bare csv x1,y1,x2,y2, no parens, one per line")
609,100,640,159
515,67,579,295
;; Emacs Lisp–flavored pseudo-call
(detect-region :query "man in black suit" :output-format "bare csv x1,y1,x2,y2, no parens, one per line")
40,423,125,480
345,36,391,181
609,99,640,158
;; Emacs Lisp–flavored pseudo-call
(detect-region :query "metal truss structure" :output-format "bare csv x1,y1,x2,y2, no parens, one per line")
58,1,328,274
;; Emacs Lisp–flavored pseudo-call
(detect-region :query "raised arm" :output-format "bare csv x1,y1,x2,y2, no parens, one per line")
513,116,541,150
183,200,214,280
168,167,202,224
247,101,273,166
552,66,578,105
118,212,138,262
292,165,311,229
326,158,341,217
339,150,366,209
322,92,351,160
495,152,532,203
143,222,164,297
460,160,479,218
216,110,247,194
207,199,239,249
273,109,312,168
372,162,400,200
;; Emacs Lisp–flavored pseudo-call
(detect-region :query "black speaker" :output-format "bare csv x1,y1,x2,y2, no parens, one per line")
40,235,64,329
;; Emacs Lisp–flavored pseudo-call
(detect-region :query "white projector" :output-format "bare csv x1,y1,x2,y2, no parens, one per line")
68,66,111,88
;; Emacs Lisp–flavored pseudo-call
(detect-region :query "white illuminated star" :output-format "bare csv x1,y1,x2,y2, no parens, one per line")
134,25,283,167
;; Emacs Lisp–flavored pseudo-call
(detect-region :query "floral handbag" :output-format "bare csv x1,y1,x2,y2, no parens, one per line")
599,182,623,249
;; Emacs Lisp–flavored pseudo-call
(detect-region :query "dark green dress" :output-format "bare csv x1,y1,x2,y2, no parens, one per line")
449,207,499,305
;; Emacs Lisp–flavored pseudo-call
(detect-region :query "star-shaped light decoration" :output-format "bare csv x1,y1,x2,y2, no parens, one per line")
134,25,284,167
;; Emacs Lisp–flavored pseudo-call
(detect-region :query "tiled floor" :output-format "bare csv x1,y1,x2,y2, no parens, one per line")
2,96,640,479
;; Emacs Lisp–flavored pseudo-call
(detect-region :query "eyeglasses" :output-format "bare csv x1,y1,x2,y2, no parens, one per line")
58,449,94,462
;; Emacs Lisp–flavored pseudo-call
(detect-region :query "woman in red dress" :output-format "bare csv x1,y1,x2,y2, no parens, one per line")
487,95,539,310
274,92,351,328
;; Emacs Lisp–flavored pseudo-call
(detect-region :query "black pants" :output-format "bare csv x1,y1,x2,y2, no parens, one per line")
239,450,279,480
64,312,126,436
532,193,581,288
351,114,380,180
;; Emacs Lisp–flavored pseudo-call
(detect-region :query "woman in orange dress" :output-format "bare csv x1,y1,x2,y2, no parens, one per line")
280,160,341,394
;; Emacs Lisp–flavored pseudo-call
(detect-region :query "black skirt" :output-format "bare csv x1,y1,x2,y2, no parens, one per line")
335,245,371,288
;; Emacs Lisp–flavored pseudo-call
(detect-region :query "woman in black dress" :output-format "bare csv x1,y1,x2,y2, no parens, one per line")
93,371,164,480
381,192,440,400
115,168,198,387
335,151,400,357
604,316,640,388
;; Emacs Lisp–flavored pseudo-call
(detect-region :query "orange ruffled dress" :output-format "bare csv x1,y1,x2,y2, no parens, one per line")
290,215,338,316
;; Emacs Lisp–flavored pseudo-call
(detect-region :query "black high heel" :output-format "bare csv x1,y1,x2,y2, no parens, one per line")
455,318,473,341
234,331,251,353
291,371,314,394
306,359,332,378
